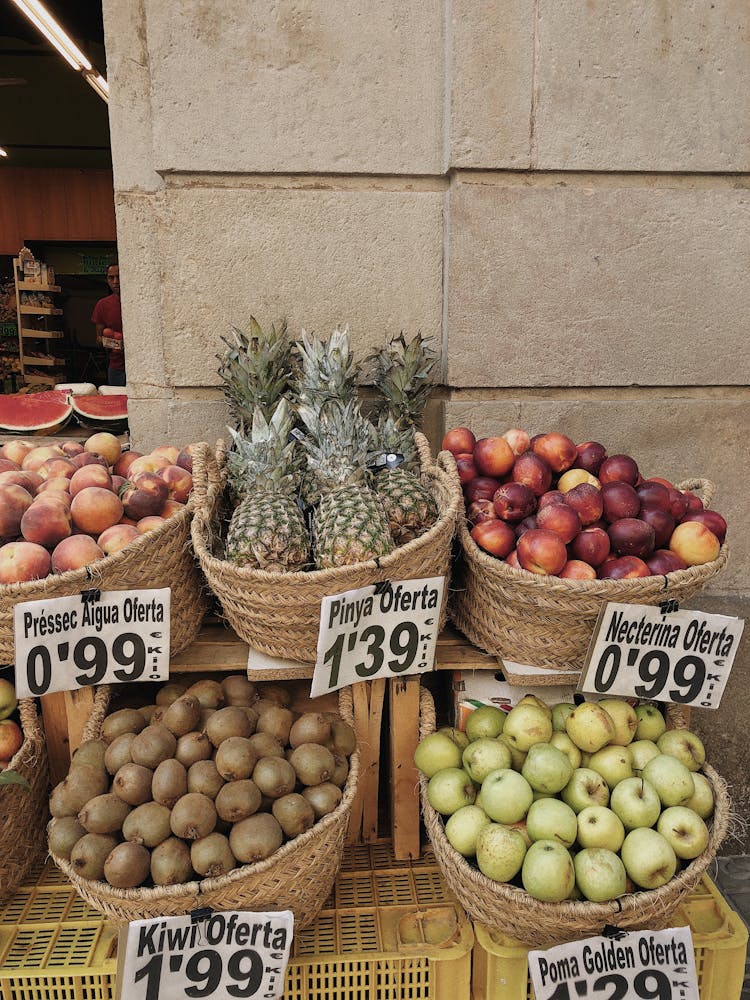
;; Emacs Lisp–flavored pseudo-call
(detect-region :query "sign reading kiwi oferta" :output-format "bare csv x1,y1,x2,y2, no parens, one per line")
117,909,294,1000
311,576,445,698
13,589,170,697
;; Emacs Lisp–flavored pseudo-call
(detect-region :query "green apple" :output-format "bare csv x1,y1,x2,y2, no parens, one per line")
465,705,506,741
476,823,527,881
551,702,576,732
609,776,662,831
437,726,470,752
462,737,512,783
634,704,667,742
481,768,533,824
576,806,625,852
526,797,577,847
587,745,634,789
574,848,627,902
521,840,576,901
656,806,709,860
521,742,573,794
426,768,476,815
0,678,17,722
445,804,491,856
515,694,552,718
685,772,714,819
414,733,463,777
498,734,527,771
628,739,660,775
642,754,695,807
657,729,706,772
561,767,610,813
565,702,616,753
502,704,553,752
549,731,582,770
621,828,677,889
597,698,638,746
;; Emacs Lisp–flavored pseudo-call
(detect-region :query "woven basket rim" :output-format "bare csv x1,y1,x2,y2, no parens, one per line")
51,686,359,905
8,698,44,771
418,687,730,928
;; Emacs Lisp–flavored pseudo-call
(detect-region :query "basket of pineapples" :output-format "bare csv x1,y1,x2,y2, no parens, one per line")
191,323,462,663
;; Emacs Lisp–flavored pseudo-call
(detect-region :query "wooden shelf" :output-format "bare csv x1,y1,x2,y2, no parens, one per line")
17,281,61,292
19,305,62,316
23,374,58,385
23,356,65,367
21,328,64,339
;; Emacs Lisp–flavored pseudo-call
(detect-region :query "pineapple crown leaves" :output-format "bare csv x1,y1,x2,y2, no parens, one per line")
225,398,302,497
294,325,360,407
293,399,375,488
370,411,419,470
217,316,293,430
367,332,438,429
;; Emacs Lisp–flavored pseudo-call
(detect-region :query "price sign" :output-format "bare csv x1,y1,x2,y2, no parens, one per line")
529,926,699,1000
14,589,170,697
579,602,744,709
118,910,293,1000
311,576,445,698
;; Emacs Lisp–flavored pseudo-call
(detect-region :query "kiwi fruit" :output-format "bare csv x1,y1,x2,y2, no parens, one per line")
175,731,213,768
113,763,154,806
243,707,259,732
215,780,262,823
70,833,118,881
50,764,109,817
101,708,147,744
104,732,137,775
289,743,336,786
139,704,159,723
256,705,294,745
252,698,277,716
190,833,237,878
130,723,177,769
199,708,215,728
302,782,343,818
229,813,283,863
272,793,315,839
122,802,172,847
170,793,217,840
161,695,202,737
252,757,296,799
71,739,108,771
257,683,290,707
185,679,225,710
155,682,187,707
221,675,257,707
104,842,151,888
187,760,224,799
78,793,132,834
214,737,258,781
151,837,195,886
247,732,285,759
151,706,166,724
152,758,188,808
48,816,86,859
331,754,349,788
205,706,252,747
327,719,357,756
289,713,331,749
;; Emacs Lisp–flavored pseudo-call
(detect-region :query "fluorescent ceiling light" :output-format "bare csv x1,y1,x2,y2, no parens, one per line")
11,0,93,70
0,148,8,158
84,72,109,103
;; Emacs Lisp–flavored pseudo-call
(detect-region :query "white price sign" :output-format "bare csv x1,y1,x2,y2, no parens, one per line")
529,926,699,1000
579,602,744,709
311,576,445,698
13,589,170,697
118,910,293,1000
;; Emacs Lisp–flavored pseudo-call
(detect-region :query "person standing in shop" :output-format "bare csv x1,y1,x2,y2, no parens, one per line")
91,261,126,387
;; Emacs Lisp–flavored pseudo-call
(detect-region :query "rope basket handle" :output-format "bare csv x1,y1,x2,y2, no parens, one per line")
191,442,224,505
677,478,715,510
81,686,111,743
414,431,435,473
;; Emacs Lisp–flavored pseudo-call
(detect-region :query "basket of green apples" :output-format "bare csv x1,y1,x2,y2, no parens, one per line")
416,687,730,948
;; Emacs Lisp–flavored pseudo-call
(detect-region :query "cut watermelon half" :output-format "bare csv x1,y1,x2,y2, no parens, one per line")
71,394,129,432
0,392,73,434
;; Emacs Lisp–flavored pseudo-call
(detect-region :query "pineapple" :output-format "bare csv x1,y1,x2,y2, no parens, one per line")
218,317,292,432
295,401,394,569
224,400,310,573
369,333,439,542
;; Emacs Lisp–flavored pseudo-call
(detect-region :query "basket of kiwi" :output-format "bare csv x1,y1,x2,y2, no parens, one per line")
47,675,358,928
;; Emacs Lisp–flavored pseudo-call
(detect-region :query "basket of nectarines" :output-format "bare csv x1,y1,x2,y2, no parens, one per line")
443,427,729,672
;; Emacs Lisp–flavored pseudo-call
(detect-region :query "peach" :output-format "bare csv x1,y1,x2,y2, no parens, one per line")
517,528,568,575
557,468,600,492
563,483,604,526
560,559,597,580
455,455,478,485
667,488,689,522
681,491,704,515
60,440,85,457
506,548,521,568
1,440,34,466
515,515,538,539
120,516,139,527
0,459,18,474
85,432,122,466
601,482,640,522
569,526,611,567
0,720,23,760
492,483,536,523
467,499,496,526
123,474,169,519
681,509,727,544
127,454,171,477
0,484,34,540
113,451,143,478
474,437,515,478
151,445,180,465
669,521,720,567
502,428,531,457
22,446,64,473
20,498,72,548
471,520,516,559
51,535,105,574
648,476,675,490
636,481,671,514
71,452,108,470
647,549,688,575
608,518,655,559
511,453,552,497
598,455,639,487
531,432,577,473
0,540,51,583
35,477,72,497
159,465,193,503
464,476,502,504
0,470,42,493
69,465,113,496
160,500,185,518
176,448,194,473
38,457,77,481
70,487,124,535
98,524,140,554
598,555,651,579
638,507,675,548
442,427,476,456
536,503,581,544
573,441,608,476
111,475,126,494
137,515,166,534
537,489,566,510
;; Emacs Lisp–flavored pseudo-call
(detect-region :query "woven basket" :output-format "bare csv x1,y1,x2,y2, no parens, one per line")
0,698,49,903
51,685,359,928
190,433,462,662
418,687,730,948
0,498,208,664
449,465,729,671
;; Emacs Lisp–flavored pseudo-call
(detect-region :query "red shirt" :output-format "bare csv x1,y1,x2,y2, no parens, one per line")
91,293,125,371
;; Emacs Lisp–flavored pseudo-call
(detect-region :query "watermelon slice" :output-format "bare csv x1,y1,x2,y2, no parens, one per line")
71,394,129,432
0,392,73,434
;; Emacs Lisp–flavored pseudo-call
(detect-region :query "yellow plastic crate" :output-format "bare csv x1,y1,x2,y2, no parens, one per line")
472,874,749,1000
0,842,472,1000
